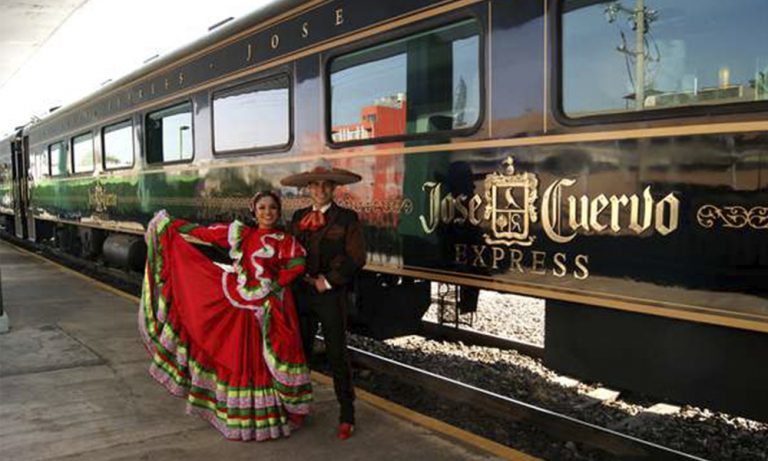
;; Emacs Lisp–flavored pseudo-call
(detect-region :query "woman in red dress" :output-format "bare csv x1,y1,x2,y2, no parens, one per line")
139,191,312,441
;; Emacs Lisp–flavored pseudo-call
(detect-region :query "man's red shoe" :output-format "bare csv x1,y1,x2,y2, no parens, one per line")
337,422,354,440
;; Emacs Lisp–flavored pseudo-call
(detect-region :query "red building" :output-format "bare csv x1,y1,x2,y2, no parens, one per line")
332,94,406,227
331,93,406,142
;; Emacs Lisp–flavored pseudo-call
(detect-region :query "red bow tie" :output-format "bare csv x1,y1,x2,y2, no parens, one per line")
298,210,326,231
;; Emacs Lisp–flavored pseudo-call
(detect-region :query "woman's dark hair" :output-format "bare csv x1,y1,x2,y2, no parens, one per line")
249,190,282,215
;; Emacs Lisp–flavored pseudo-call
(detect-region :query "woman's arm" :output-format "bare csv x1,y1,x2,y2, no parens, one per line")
175,220,232,248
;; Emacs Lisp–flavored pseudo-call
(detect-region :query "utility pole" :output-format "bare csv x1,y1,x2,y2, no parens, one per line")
605,0,657,110
634,0,645,110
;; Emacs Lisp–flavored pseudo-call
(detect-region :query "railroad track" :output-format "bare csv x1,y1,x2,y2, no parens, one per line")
345,345,705,460
420,320,544,359
0,232,709,460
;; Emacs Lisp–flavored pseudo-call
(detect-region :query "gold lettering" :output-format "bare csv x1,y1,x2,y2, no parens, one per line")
247,43,253,61
455,244,468,265
574,254,590,280
271,34,280,49
178,72,184,85
471,245,487,268
542,179,576,243
609,195,629,232
335,8,344,26
164,78,169,90
468,195,483,226
629,187,653,234
491,247,505,270
417,171,680,245
655,193,680,235
552,252,568,278
531,251,547,275
589,194,609,232
454,194,469,223
510,249,524,273
440,195,455,224
301,22,310,38
568,195,590,233
419,182,441,233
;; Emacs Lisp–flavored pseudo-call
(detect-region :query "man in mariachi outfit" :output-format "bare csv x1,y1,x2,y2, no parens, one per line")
281,162,366,440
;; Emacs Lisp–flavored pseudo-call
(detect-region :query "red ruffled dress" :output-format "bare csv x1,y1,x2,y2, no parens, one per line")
139,210,312,441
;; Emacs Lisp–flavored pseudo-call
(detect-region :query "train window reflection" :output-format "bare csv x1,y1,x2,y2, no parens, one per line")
103,120,134,169
0,152,10,202
145,102,193,164
72,132,94,174
49,141,68,176
32,149,48,179
329,19,481,143
562,0,768,117
213,75,290,153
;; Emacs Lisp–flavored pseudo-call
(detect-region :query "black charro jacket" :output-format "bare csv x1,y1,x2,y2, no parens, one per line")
290,203,366,288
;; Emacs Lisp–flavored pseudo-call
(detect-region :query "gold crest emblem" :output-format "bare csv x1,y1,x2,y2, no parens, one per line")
89,182,117,213
483,156,538,246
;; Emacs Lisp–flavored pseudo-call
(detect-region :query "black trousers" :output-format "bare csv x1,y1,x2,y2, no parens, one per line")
295,284,355,424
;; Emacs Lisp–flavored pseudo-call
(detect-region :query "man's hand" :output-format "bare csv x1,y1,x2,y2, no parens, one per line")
314,274,331,293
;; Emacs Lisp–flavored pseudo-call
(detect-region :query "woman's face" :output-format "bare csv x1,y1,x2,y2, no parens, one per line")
254,196,280,229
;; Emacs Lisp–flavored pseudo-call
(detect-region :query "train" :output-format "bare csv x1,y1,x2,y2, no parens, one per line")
1,0,767,421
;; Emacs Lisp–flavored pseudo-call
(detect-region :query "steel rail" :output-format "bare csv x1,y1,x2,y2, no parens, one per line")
421,320,545,359
346,345,706,461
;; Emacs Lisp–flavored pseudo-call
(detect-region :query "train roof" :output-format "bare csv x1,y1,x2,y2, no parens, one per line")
21,0,303,136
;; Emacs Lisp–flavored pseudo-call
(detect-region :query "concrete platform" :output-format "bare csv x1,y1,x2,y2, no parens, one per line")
0,240,522,461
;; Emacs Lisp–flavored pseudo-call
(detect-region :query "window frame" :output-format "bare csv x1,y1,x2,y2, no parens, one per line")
143,99,195,166
324,13,486,148
210,72,294,156
70,131,95,175
554,0,768,126
102,119,136,171
48,140,69,177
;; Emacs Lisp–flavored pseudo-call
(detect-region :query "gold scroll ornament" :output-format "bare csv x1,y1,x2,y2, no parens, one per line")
697,205,768,230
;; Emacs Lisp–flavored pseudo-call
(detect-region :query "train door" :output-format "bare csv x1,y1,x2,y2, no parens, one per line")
10,132,28,239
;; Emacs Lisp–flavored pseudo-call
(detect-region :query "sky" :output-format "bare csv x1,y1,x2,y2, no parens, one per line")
0,0,274,137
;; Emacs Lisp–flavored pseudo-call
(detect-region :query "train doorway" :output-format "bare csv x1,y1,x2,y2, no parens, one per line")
10,131,28,239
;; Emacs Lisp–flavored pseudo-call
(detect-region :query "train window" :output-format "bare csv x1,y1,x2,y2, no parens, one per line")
145,102,193,164
72,132,95,174
103,120,134,169
48,141,68,176
31,149,48,179
329,19,481,143
0,153,10,200
562,0,768,118
212,75,290,153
